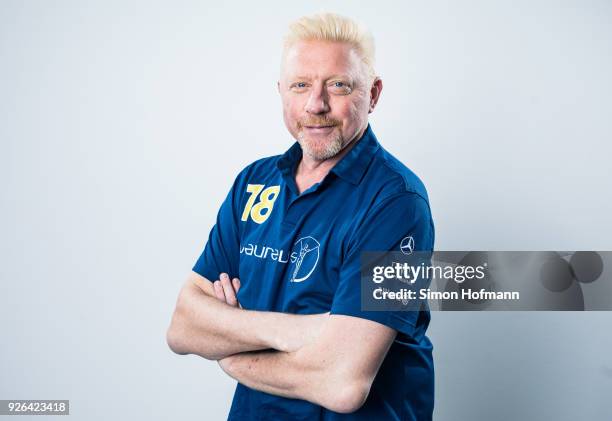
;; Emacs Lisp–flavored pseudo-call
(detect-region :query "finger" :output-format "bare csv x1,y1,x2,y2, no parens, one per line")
233,278,243,309
220,273,238,307
213,281,226,302
232,278,241,293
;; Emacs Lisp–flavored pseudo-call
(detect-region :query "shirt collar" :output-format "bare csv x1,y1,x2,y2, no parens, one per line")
277,123,380,186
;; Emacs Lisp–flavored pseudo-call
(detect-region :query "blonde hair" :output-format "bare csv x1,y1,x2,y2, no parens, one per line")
282,12,377,83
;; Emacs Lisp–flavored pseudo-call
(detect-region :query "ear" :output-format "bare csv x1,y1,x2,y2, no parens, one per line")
277,81,281,94
368,78,383,113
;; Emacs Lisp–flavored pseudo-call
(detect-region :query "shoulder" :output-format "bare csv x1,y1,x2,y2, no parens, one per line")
355,145,435,250
230,154,284,187
363,145,431,207
237,154,282,179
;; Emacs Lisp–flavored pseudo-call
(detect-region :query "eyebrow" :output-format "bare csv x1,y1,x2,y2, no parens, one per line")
289,75,353,82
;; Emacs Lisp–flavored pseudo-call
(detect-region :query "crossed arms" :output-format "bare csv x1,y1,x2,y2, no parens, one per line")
166,271,397,413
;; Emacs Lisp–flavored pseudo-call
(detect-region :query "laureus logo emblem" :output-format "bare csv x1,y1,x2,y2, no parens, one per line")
290,236,320,283
400,236,415,255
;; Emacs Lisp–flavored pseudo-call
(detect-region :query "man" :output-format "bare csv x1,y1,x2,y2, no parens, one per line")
167,12,435,420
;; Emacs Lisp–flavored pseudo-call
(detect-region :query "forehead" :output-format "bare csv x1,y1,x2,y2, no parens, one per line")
282,40,363,79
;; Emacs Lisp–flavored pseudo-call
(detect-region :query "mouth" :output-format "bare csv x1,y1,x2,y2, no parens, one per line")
303,124,336,134
303,124,336,133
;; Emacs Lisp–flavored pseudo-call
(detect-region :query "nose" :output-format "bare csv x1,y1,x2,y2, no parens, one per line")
304,82,330,115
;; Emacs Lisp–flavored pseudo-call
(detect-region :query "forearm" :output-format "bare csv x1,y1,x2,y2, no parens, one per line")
219,347,364,413
220,350,306,398
167,279,325,360
217,315,397,413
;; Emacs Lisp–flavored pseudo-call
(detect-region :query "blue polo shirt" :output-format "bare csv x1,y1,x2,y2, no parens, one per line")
193,124,435,421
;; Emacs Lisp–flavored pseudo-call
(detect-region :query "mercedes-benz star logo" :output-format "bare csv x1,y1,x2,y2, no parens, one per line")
400,236,415,255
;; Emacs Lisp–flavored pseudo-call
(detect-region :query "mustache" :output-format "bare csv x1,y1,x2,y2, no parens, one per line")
297,117,341,128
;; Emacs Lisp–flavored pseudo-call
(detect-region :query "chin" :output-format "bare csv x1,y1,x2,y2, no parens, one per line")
298,132,344,161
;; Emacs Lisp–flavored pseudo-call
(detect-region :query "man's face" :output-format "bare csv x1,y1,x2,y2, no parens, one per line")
279,40,374,161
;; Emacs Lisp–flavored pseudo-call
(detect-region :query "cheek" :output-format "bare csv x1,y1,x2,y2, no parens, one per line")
284,98,303,119
341,100,367,124
355,92,371,113
282,101,304,134
282,102,297,123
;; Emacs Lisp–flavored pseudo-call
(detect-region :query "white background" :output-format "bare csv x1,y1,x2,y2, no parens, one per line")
1,1,611,420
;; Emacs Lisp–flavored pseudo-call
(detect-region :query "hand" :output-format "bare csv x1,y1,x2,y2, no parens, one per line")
212,273,242,308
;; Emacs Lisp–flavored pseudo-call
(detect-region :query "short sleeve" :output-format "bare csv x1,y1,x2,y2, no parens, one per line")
330,192,435,337
192,178,241,281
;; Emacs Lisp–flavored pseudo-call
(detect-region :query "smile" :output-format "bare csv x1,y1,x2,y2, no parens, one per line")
303,126,336,135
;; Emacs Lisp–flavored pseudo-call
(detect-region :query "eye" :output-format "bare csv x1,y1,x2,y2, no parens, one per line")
290,82,309,91
329,80,352,94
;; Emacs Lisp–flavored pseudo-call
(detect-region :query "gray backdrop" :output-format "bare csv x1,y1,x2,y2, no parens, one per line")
1,1,611,420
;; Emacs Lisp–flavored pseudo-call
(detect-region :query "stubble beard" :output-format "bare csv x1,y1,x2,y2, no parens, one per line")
297,129,345,161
